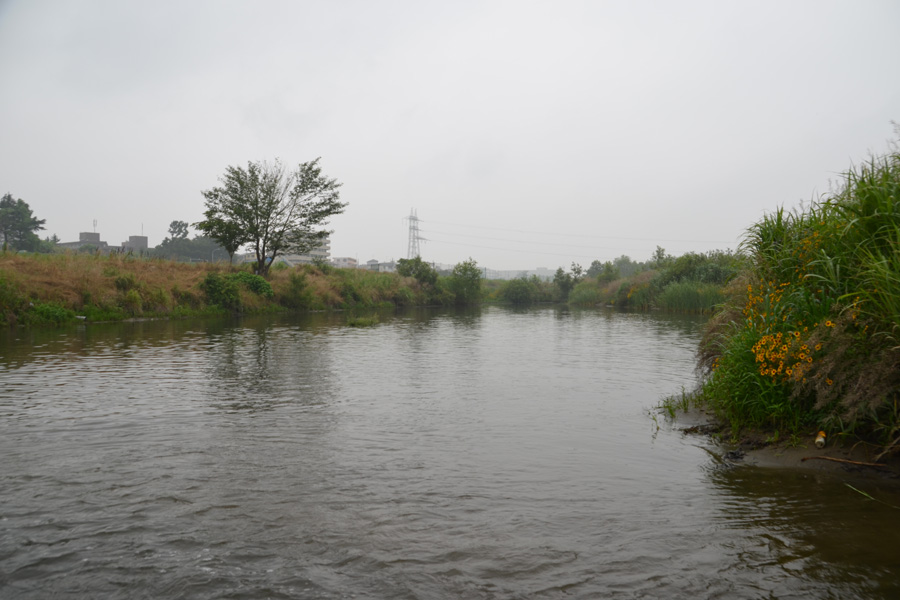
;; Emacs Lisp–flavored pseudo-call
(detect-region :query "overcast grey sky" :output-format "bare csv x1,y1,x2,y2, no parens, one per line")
1,0,898,270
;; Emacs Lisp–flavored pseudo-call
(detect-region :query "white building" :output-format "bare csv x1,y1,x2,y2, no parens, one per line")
331,256,357,269
365,259,396,272
239,237,331,267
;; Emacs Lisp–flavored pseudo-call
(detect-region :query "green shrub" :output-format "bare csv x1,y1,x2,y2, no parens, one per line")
311,257,333,274
656,281,723,313
700,325,813,432
200,272,242,311
81,304,126,322
0,275,25,322
697,144,900,449
499,277,538,305
392,286,414,306
21,302,76,326
569,280,600,307
114,272,138,291
145,287,173,312
397,256,439,286
282,272,314,309
347,314,378,327
448,258,482,305
340,280,365,306
171,285,201,309
121,288,143,316
229,271,274,298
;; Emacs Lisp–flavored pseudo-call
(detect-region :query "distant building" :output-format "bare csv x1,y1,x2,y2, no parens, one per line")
365,259,396,273
236,237,331,267
59,232,151,254
57,232,110,252
275,237,331,266
122,236,148,252
331,256,357,269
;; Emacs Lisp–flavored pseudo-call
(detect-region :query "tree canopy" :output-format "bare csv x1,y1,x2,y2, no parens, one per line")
168,220,189,240
448,258,482,305
153,225,226,263
396,256,438,287
0,193,45,252
196,158,346,276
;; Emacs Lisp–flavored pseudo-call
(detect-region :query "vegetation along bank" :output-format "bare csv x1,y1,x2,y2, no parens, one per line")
668,144,900,459
0,254,490,327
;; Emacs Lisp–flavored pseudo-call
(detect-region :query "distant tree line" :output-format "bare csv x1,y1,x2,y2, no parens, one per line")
152,220,229,263
494,246,742,311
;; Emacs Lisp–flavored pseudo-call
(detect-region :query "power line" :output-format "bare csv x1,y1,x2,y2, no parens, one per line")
423,218,736,245
425,236,650,260
421,228,656,251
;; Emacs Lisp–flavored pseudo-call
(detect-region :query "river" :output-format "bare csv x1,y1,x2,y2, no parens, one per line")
1,306,898,599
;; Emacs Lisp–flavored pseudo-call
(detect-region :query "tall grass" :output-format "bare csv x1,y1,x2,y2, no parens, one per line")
655,281,723,313
697,145,900,452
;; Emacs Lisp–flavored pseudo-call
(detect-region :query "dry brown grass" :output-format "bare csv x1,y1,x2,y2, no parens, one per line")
0,252,226,311
792,306,900,429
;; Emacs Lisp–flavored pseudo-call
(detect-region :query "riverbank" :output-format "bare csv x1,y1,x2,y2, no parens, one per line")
680,144,900,457
672,407,900,481
0,252,457,327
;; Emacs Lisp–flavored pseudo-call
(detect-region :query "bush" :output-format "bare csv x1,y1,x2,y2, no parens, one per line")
447,258,482,305
697,143,900,449
281,272,314,309
121,288,143,316
21,302,76,326
229,271,274,298
499,277,538,305
114,272,138,292
656,281,723,313
568,280,600,307
200,272,242,311
0,275,26,325
397,256,438,287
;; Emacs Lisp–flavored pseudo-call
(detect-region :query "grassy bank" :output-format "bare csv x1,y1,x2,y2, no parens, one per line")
0,253,465,327
672,145,900,457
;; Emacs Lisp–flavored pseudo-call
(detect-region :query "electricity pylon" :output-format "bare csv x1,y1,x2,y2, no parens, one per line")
405,209,425,259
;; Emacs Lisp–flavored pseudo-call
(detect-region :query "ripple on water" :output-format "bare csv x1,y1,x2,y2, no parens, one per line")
1,308,899,599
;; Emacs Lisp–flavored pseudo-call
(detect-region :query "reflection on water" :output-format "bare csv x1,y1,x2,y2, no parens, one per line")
707,465,900,598
1,306,898,599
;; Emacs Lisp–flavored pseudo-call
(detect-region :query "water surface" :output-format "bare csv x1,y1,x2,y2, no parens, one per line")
1,307,898,599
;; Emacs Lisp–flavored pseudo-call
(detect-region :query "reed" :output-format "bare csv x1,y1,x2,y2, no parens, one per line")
696,144,900,450
655,281,723,313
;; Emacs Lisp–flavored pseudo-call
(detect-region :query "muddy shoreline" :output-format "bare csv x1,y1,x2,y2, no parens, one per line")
675,408,900,482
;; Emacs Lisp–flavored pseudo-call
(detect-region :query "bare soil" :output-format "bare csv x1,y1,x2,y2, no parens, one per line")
676,408,900,481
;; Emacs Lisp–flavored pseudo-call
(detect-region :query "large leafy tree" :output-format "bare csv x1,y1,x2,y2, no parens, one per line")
396,256,438,287
553,262,584,301
448,258,482,305
0,193,46,252
197,158,346,276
